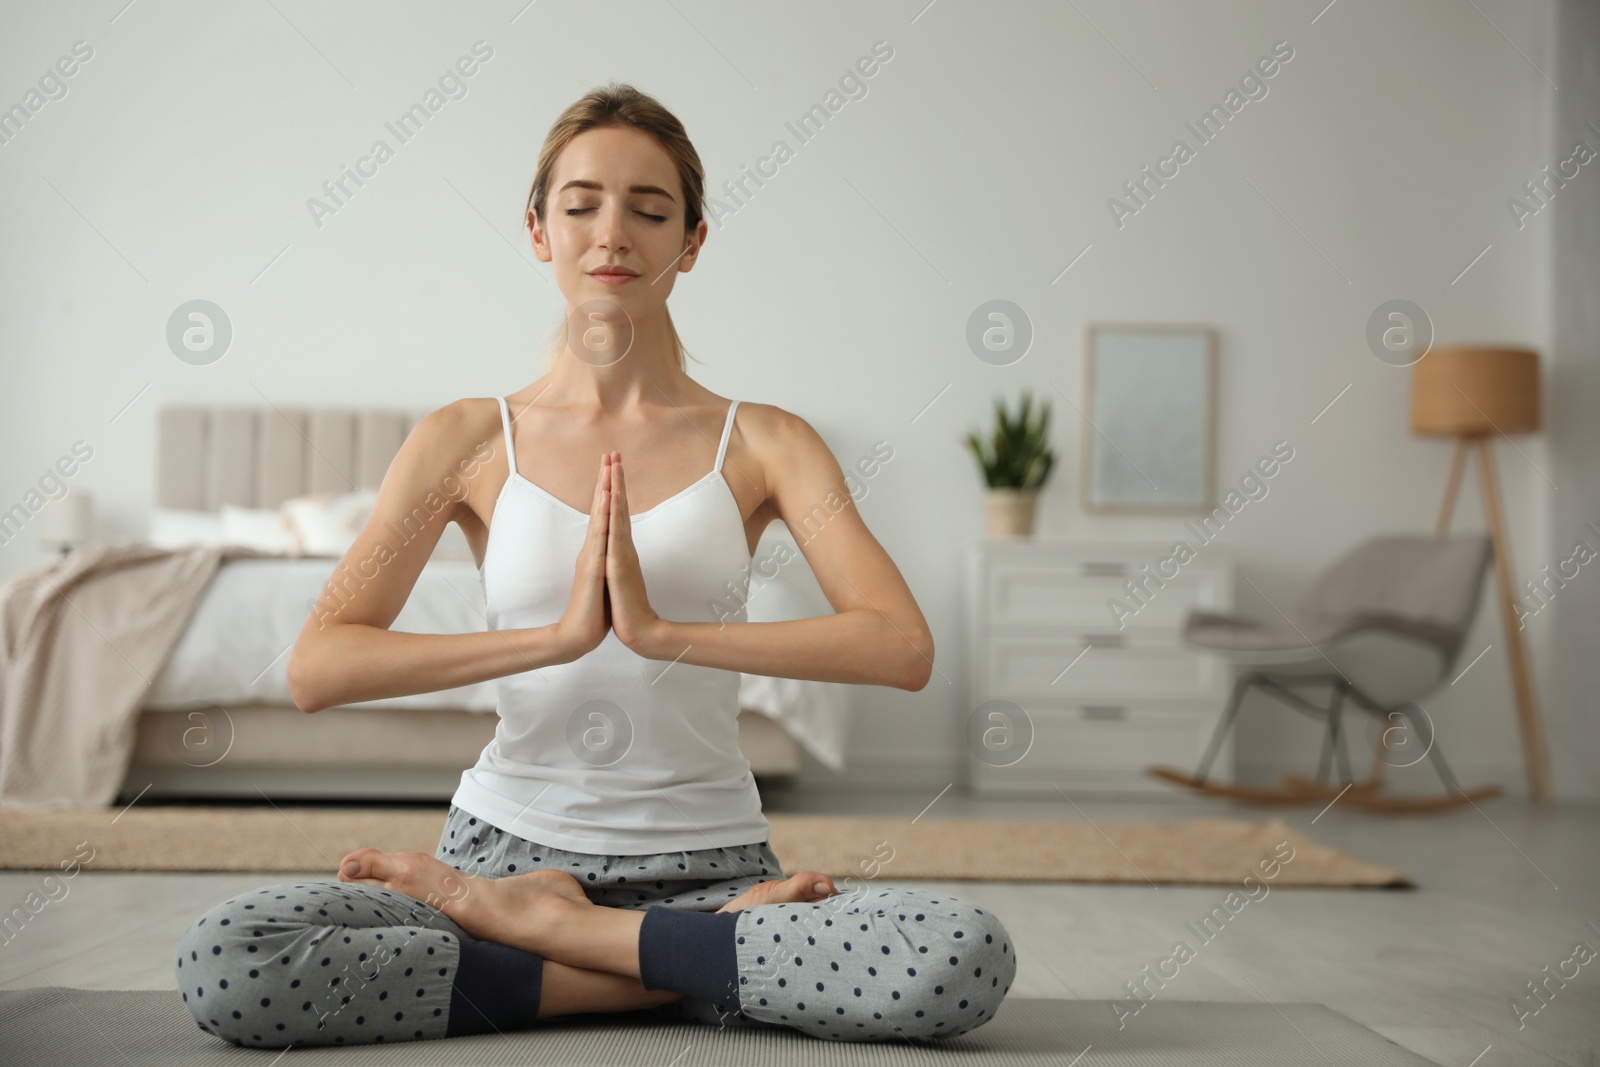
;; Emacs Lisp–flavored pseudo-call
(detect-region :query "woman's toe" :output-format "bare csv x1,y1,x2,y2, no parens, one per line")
766,871,836,905
802,871,837,898
337,848,387,882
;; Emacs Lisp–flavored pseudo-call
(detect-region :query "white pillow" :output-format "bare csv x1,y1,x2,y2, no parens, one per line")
147,506,226,548
281,489,379,556
220,504,302,553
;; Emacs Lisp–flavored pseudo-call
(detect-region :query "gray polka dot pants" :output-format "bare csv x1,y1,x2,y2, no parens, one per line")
176,804,1017,1047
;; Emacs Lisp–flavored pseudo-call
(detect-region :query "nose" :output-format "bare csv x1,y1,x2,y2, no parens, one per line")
597,205,629,254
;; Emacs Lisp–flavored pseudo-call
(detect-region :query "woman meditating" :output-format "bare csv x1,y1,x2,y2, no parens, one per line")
175,82,1015,1049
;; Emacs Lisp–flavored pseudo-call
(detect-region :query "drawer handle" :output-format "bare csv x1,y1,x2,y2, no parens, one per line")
1082,561,1128,577
1082,633,1127,648
1080,705,1127,720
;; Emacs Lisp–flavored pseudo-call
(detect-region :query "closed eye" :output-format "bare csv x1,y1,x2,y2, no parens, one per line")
565,208,668,222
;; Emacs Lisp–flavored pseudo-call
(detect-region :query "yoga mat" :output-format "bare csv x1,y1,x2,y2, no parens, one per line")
0,807,1412,886
0,986,1442,1065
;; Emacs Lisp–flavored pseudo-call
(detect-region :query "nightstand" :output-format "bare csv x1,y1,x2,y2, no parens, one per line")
964,539,1235,795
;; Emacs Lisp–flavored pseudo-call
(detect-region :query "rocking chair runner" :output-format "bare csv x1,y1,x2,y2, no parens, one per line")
1149,534,1502,813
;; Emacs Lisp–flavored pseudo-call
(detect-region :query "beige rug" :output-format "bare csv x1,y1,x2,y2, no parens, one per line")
0,807,1413,887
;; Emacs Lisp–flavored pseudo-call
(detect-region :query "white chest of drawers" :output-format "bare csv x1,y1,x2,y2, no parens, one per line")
964,539,1235,795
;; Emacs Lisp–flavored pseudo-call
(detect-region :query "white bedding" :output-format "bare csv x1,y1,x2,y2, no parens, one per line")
143,557,853,771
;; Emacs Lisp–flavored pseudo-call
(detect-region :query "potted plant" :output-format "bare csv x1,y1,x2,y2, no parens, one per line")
964,389,1055,538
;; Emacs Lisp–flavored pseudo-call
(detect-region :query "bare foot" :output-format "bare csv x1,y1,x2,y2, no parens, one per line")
716,870,838,914
337,848,590,953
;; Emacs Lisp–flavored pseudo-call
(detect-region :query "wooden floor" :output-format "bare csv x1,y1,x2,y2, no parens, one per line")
1,787,1595,1065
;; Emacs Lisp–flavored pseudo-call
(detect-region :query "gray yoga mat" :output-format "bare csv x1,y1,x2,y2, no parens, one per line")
0,986,1440,1065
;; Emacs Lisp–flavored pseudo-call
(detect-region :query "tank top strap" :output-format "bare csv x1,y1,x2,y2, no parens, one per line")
714,400,740,473
495,396,518,478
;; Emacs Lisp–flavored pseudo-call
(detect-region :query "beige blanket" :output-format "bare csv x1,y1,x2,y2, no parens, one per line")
0,541,281,809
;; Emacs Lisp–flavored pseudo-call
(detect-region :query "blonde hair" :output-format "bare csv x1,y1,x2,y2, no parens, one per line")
526,82,707,373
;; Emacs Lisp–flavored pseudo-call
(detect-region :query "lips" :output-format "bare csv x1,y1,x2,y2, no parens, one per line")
589,267,638,277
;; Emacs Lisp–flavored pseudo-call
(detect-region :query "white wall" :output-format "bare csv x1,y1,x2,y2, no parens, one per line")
2,1,1584,798
1545,0,1600,802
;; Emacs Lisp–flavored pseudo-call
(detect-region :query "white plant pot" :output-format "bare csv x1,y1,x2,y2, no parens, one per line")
985,488,1038,538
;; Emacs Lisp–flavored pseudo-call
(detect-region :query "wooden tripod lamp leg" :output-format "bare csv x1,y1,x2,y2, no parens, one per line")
1435,437,1469,537
1474,437,1553,805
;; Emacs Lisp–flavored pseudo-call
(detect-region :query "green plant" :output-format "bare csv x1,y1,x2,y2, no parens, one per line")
964,389,1055,490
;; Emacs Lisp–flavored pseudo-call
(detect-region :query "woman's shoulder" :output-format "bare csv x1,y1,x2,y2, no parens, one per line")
390,398,506,481
723,401,839,503
728,401,828,459
412,396,503,442
726,399,813,441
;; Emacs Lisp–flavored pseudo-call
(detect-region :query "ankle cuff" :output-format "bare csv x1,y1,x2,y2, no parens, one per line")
637,905,741,1009
446,932,544,1036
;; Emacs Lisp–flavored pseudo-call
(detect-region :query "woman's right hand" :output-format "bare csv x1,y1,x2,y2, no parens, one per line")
555,453,613,661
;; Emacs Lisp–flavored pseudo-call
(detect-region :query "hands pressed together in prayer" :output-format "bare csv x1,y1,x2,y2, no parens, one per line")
555,452,663,662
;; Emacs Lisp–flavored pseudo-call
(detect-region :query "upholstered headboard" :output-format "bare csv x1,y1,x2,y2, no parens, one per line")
156,406,437,511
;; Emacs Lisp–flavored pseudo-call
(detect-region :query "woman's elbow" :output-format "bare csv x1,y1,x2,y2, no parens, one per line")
286,644,324,713
898,629,936,691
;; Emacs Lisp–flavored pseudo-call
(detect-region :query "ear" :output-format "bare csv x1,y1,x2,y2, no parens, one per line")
678,218,709,272
528,210,552,263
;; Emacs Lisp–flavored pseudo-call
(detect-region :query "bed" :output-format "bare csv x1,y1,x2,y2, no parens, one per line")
118,404,855,803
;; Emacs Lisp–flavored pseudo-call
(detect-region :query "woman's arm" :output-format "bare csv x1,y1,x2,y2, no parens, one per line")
637,407,935,691
286,402,576,713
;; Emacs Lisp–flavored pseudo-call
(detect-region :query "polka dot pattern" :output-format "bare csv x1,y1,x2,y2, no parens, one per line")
175,804,1016,1048
175,876,463,1047
729,886,1016,1042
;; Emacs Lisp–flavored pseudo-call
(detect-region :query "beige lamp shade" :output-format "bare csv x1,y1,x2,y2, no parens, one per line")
1410,346,1540,437
36,491,94,551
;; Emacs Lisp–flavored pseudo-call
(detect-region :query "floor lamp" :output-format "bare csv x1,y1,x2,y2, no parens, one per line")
1410,345,1553,806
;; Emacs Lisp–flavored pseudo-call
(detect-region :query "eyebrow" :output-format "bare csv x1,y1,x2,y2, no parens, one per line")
557,179,677,202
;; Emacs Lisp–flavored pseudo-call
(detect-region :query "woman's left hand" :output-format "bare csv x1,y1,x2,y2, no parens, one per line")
604,451,663,653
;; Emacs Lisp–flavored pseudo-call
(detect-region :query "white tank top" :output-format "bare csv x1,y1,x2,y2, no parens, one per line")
449,395,771,855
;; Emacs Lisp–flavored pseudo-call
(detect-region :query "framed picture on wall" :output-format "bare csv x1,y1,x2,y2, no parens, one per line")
1081,323,1216,514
